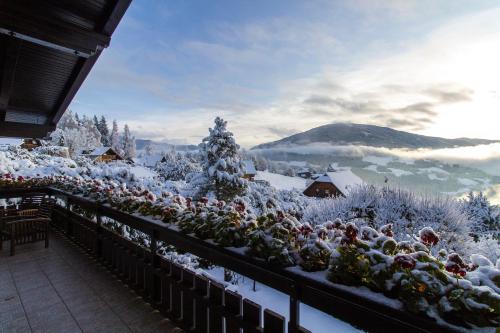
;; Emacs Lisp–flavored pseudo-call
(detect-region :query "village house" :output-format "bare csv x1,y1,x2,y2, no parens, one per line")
303,168,363,198
20,138,42,151
242,160,257,181
79,147,123,163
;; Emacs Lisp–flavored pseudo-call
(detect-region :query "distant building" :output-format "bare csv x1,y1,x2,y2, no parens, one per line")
20,138,42,151
303,169,363,198
79,147,123,163
297,168,312,179
242,160,257,181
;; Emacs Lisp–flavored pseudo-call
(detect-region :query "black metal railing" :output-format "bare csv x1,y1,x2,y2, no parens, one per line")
0,187,460,333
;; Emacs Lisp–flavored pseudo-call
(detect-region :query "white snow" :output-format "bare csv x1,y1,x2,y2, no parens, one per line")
388,168,413,177
362,155,393,166
205,267,362,333
129,166,156,178
364,164,380,172
242,160,257,175
458,178,479,186
255,171,307,191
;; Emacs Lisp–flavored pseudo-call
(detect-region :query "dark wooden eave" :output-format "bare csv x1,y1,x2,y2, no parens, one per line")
0,0,132,138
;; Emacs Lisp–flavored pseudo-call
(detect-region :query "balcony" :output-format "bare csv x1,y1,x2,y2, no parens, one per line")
1,231,181,333
0,187,463,333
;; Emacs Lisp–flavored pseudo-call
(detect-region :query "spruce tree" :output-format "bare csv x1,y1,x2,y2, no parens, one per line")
199,117,246,201
98,116,110,146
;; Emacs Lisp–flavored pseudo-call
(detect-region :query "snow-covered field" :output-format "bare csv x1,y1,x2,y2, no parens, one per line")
255,171,307,191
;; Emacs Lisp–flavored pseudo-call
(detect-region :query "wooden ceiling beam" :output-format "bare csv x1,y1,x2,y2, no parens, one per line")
0,121,55,138
48,0,132,126
0,37,21,111
0,3,110,57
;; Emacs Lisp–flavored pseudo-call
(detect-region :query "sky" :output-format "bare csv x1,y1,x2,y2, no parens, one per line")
71,0,500,148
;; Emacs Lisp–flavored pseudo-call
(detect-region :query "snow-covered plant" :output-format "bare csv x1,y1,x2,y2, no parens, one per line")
327,224,500,328
199,117,246,201
462,191,499,241
303,185,472,258
155,151,201,181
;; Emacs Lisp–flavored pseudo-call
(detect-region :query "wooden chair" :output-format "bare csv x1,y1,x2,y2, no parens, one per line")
0,196,55,256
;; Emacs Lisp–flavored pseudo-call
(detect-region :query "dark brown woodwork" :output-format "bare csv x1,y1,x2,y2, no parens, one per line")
0,0,132,138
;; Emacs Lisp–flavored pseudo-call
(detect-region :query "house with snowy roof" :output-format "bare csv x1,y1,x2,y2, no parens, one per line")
242,160,257,181
303,169,363,198
20,138,42,151
79,147,123,163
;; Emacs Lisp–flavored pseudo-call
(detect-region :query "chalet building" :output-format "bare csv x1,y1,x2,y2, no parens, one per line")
79,147,123,163
242,160,257,181
303,169,363,198
20,138,42,151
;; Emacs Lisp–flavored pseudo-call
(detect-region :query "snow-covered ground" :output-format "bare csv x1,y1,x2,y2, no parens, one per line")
255,171,307,191
205,267,363,333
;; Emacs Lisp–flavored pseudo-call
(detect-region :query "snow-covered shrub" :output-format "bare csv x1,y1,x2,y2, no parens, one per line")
462,191,500,240
303,186,471,257
155,151,201,181
327,223,500,328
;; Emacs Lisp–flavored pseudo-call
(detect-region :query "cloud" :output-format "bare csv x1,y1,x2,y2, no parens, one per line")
267,127,299,137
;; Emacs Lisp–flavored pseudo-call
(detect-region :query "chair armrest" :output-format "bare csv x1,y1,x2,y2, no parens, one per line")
6,217,51,225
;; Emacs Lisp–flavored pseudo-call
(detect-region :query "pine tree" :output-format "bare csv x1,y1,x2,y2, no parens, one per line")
93,115,99,129
110,120,121,154
122,124,136,159
199,117,246,201
98,116,110,146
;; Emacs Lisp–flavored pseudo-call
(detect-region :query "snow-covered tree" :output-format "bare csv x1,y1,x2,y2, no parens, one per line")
50,111,101,157
110,120,121,154
121,124,136,159
199,117,246,200
98,116,110,146
462,192,499,240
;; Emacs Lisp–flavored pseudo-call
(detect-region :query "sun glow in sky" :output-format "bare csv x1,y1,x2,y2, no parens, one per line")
72,0,500,148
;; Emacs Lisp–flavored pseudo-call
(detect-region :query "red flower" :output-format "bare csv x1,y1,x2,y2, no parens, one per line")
17,176,24,182
419,227,439,246
380,224,394,237
344,223,358,242
445,253,468,277
394,254,416,270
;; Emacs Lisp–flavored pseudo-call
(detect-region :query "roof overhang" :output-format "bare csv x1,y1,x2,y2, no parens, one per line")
0,0,131,138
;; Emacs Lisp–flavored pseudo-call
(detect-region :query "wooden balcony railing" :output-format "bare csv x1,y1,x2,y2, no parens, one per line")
0,187,461,333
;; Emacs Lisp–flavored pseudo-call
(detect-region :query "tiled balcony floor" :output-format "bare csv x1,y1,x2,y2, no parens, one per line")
0,232,182,333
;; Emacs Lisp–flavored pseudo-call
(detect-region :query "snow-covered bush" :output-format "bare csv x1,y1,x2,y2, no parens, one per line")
462,191,500,240
327,222,500,328
303,186,472,257
155,151,201,181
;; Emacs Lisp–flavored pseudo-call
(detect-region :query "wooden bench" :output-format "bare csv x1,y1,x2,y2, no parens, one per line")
0,196,55,256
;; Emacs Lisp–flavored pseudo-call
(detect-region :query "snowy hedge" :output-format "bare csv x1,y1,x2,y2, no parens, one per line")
1,175,499,329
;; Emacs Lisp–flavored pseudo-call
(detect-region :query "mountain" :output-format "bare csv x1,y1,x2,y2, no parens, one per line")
252,123,499,150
